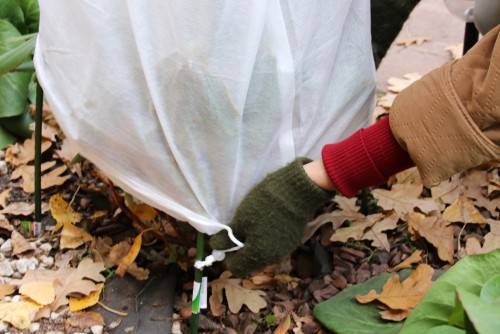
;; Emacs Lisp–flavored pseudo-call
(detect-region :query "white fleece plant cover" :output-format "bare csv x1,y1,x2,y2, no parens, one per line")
34,1,376,236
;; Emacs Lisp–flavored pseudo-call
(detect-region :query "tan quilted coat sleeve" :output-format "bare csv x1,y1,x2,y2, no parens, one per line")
389,25,500,186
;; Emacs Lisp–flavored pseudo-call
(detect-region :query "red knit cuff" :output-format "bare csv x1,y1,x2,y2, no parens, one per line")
321,116,415,198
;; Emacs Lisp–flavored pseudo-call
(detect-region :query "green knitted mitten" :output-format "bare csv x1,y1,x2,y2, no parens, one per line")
210,158,335,276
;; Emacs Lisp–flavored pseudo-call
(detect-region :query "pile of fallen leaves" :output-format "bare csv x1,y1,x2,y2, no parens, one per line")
0,36,498,334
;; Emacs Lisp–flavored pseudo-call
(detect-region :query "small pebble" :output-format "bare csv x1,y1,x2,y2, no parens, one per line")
0,239,12,255
29,322,40,333
0,161,8,175
11,295,21,302
91,325,104,334
0,320,8,332
50,311,60,320
39,243,52,255
0,260,14,277
0,238,5,246
15,258,39,274
40,255,54,268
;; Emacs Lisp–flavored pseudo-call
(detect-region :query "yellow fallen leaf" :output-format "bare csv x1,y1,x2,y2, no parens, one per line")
5,138,51,167
273,313,291,334
356,264,434,312
50,194,82,234
60,222,94,249
0,300,41,329
128,203,158,224
69,283,104,312
0,283,16,299
209,271,267,314
116,228,154,277
442,196,486,224
390,250,423,272
19,281,55,305
405,213,455,264
397,36,431,47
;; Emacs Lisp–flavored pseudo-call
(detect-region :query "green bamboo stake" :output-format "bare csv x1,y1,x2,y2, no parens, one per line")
190,232,205,334
34,81,43,224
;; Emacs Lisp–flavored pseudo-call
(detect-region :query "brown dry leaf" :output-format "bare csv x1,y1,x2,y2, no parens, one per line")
431,175,461,205
387,73,422,93
445,43,463,60
390,250,423,272
60,222,94,249
379,305,411,322
124,262,150,281
22,165,71,193
0,300,41,329
209,271,267,314
389,167,422,186
209,276,226,316
405,213,455,263
11,230,34,257
54,138,77,163
19,281,55,305
356,264,434,318
14,258,105,312
372,184,440,216
0,284,16,299
1,201,50,216
116,229,154,277
29,122,59,142
0,189,12,208
331,212,399,252
65,311,105,330
69,283,103,312
377,92,397,109
50,194,82,234
303,197,365,243
472,195,500,218
11,160,57,181
5,138,52,167
372,106,389,124
465,220,500,255
397,36,431,47
442,196,486,224
273,313,291,334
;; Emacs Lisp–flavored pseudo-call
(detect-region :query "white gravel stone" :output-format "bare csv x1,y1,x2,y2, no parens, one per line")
11,272,21,279
0,238,5,246
40,255,54,267
0,320,8,332
0,239,12,255
29,242,37,249
0,260,14,277
14,258,39,274
91,325,104,334
11,295,21,302
39,243,52,255
29,322,40,332
0,161,8,175
50,311,60,320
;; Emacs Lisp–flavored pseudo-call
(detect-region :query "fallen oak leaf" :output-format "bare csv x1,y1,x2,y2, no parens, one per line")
1,201,50,216
387,73,422,93
405,212,455,264
22,165,71,193
372,184,440,216
10,160,57,181
65,311,105,330
442,196,486,224
0,189,12,208
356,264,434,319
465,219,500,255
390,250,423,272
29,122,59,142
5,138,52,167
273,313,291,334
209,271,267,314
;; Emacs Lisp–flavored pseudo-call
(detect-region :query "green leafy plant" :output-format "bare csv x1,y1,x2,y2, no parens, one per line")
0,0,39,148
314,249,500,334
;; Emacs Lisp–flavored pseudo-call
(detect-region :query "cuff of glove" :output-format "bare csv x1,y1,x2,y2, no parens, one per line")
321,117,415,198
262,157,336,212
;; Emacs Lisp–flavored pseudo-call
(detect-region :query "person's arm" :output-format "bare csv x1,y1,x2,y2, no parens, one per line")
210,25,500,277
